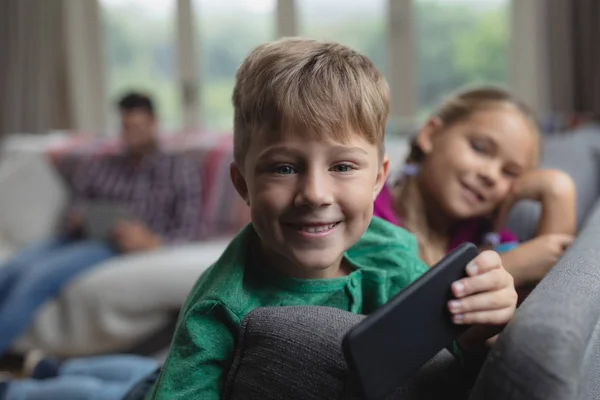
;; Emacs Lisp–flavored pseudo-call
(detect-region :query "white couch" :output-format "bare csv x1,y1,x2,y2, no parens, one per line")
0,152,230,357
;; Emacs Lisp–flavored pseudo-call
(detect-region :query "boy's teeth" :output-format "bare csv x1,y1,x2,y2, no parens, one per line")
301,223,337,233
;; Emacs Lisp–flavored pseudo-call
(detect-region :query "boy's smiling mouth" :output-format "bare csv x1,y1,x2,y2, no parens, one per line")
284,221,342,237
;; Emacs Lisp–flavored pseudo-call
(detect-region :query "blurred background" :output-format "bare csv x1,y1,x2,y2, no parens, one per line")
0,0,599,367
2,0,594,137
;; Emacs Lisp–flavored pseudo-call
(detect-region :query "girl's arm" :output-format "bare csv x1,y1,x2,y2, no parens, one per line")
498,169,576,287
500,234,573,287
534,170,576,236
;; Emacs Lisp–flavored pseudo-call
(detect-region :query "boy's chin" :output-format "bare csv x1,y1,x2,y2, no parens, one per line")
288,254,346,278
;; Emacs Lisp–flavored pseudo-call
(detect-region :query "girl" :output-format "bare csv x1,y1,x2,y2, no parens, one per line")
375,87,576,289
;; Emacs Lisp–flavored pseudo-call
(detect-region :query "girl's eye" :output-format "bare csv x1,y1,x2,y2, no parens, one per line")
331,163,353,173
503,169,519,179
471,140,487,153
274,165,297,175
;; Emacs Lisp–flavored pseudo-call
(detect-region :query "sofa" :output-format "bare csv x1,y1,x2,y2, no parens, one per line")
221,124,600,399
0,119,598,365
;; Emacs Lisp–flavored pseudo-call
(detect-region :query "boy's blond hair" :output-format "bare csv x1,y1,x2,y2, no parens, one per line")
232,37,389,166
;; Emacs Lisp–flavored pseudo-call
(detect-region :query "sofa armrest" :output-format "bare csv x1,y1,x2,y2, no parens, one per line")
224,306,468,400
0,153,68,247
470,198,600,400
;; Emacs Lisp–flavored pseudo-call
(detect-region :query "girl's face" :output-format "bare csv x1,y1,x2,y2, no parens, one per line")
416,107,538,221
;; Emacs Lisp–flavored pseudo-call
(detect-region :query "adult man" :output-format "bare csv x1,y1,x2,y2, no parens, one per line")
0,92,201,355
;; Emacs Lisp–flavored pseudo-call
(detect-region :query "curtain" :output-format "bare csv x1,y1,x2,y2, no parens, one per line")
546,0,600,114
0,0,105,135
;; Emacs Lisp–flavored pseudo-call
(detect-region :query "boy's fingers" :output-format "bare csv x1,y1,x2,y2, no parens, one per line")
452,268,511,298
451,307,514,325
466,250,502,277
448,287,517,314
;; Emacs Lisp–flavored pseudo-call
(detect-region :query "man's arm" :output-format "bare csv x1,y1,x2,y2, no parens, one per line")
147,301,240,400
69,156,104,209
112,157,200,251
164,156,202,243
61,157,103,236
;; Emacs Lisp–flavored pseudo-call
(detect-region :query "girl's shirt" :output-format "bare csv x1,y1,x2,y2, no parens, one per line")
374,184,519,253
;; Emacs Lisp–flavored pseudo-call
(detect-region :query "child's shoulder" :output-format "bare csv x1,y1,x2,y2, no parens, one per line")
182,225,255,314
356,216,419,250
346,217,424,271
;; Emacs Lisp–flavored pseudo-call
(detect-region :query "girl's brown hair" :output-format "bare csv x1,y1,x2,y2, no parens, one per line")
407,86,540,164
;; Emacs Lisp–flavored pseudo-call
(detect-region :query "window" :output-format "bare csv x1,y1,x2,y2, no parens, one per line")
298,0,388,76
100,0,179,131
99,0,513,131
195,0,276,131
415,0,511,115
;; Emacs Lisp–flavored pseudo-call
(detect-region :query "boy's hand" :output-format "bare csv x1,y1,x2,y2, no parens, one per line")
494,169,576,233
448,251,517,352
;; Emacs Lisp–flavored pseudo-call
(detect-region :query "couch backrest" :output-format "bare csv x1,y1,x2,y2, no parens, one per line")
471,197,600,400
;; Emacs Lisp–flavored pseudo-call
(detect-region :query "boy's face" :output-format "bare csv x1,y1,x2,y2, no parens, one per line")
231,129,389,279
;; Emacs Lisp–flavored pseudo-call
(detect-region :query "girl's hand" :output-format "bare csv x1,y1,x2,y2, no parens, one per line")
448,251,517,352
494,169,576,234
502,233,574,286
505,169,574,202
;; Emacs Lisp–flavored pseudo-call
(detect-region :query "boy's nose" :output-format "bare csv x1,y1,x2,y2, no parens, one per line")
294,172,334,208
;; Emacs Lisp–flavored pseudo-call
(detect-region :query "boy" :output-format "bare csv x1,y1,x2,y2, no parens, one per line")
147,38,517,399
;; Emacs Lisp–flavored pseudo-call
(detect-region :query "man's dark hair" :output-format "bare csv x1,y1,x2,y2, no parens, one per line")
117,92,155,116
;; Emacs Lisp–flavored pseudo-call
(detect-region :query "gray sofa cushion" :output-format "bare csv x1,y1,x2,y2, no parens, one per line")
222,306,361,400
506,126,600,241
470,197,600,400
223,306,468,400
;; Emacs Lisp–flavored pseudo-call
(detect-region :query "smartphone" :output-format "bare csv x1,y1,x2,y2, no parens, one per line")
343,242,479,400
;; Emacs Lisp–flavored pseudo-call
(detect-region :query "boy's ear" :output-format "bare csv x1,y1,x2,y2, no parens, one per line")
230,162,250,206
373,155,390,199
415,117,443,156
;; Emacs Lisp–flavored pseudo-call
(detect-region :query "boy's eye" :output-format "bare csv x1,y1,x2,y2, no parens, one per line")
274,164,297,175
331,163,354,173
